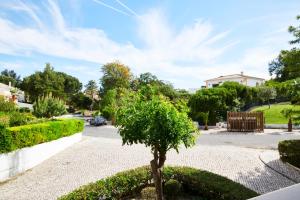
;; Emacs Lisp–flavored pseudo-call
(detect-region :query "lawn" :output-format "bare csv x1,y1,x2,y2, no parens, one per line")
251,103,300,124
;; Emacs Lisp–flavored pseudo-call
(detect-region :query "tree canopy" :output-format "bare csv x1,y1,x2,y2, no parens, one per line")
21,63,82,102
100,61,132,95
116,93,198,199
269,15,300,81
0,69,22,87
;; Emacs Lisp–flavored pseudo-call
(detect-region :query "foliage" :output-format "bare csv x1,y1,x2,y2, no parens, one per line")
164,179,181,198
269,15,300,81
0,119,84,153
0,95,16,112
101,89,118,120
69,92,93,110
33,96,67,118
0,115,10,127
0,69,21,87
100,61,132,95
188,88,228,124
252,103,300,124
8,112,36,127
84,80,98,99
278,140,300,168
140,187,157,199
58,166,257,200
19,107,31,113
21,63,82,102
116,95,198,199
257,86,276,108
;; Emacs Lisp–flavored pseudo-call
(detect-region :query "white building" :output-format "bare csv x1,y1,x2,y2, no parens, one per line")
0,82,25,102
205,72,265,88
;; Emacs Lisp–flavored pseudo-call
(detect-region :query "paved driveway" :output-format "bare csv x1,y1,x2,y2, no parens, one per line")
0,126,299,200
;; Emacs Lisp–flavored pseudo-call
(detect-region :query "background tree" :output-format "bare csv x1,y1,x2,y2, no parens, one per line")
100,61,132,95
69,92,93,110
0,69,22,87
21,63,81,102
116,95,198,200
84,80,98,99
269,15,300,81
257,86,277,108
101,89,118,123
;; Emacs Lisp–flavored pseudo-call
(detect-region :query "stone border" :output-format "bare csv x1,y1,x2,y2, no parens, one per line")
0,132,82,182
259,151,300,183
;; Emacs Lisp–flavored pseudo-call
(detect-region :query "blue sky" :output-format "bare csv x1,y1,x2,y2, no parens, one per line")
0,0,299,89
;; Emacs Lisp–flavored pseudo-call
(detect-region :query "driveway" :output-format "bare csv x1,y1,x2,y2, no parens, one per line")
0,126,299,200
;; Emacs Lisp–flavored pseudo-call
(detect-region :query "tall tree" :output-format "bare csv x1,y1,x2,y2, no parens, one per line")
21,63,81,102
84,80,98,99
0,69,21,87
269,15,300,81
100,61,132,95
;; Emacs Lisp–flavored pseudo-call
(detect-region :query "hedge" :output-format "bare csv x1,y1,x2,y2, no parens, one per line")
0,119,84,153
59,166,258,200
278,140,300,168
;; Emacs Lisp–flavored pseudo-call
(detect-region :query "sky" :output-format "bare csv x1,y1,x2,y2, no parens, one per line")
0,0,299,89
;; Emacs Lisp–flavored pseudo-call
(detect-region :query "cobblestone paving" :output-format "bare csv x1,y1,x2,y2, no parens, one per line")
260,151,300,183
0,128,296,200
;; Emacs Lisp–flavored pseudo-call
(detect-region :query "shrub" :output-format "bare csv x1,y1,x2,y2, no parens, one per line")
0,115,10,127
19,107,31,113
0,119,84,153
8,112,36,127
278,140,300,168
164,179,181,198
33,96,67,118
141,187,156,199
59,166,258,200
0,95,16,112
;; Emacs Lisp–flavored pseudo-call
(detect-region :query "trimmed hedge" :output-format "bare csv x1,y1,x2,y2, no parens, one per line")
0,119,84,153
59,166,258,200
278,140,300,168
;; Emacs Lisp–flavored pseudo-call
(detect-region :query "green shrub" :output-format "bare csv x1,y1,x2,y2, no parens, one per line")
0,115,10,127
33,96,67,118
59,166,258,200
8,112,36,127
141,187,156,199
19,107,31,113
0,95,16,112
164,179,181,198
0,119,84,153
278,140,300,168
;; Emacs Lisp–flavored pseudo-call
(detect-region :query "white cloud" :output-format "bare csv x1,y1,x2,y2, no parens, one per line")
0,1,292,88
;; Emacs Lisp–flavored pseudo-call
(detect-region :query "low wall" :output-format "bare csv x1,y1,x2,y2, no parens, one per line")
0,132,82,181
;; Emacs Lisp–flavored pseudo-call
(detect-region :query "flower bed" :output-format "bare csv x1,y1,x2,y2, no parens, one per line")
59,166,258,200
0,119,84,153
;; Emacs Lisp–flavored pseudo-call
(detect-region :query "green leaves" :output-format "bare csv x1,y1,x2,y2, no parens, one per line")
33,95,67,118
116,96,198,153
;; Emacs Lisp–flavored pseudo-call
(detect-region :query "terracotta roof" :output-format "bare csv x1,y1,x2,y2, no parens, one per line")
205,74,265,82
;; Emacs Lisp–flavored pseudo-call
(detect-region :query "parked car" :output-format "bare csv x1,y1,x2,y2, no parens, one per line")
90,116,107,126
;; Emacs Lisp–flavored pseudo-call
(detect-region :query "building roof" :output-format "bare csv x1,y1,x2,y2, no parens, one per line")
205,73,265,82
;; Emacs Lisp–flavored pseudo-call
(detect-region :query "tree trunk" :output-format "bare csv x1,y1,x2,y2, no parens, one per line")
288,118,292,132
204,122,208,130
268,100,270,109
150,149,166,200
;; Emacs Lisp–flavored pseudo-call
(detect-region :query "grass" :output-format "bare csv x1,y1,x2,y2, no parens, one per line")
251,103,300,124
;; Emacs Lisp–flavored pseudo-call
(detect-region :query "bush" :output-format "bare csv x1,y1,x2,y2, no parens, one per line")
278,140,300,168
164,179,181,198
8,112,36,127
0,119,84,153
0,95,16,112
140,187,156,199
59,166,258,200
19,107,31,113
0,115,10,127
33,96,67,118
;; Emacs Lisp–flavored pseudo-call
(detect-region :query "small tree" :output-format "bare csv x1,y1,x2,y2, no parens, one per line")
116,96,198,199
198,112,209,130
281,108,294,132
257,86,277,109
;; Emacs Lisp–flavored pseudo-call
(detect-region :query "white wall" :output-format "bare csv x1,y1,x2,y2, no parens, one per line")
0,132,82,181
206,78,264,88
